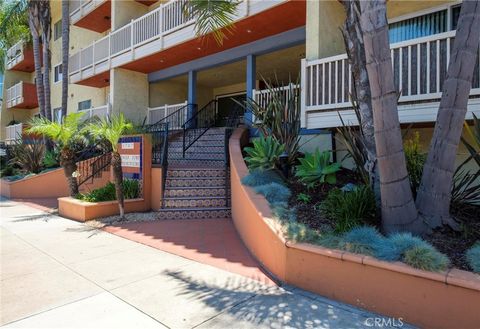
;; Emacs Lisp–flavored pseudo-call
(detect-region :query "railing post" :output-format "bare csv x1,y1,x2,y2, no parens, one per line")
300,58,307,128
130,19,135,60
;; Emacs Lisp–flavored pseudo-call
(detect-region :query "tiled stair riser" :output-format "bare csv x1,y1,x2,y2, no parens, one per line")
164,188,228,198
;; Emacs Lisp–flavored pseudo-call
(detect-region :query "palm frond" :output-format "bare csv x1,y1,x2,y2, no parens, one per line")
186,0,239,45
83,114,133,152
27,112,85,147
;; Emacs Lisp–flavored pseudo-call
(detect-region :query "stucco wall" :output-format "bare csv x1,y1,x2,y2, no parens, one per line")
112,0,148,30
111,68,149,124
306,0,456,60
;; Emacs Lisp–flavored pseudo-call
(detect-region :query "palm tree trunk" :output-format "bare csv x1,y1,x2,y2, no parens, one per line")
359,0,423,234
60,147,79,196
341,0,380,208
416,0,480,229
111,151,125,218
61,0,70,120
28,1,45,118
40,0,52,121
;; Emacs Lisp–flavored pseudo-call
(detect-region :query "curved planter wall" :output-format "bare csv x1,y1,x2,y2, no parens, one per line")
229,128,480,329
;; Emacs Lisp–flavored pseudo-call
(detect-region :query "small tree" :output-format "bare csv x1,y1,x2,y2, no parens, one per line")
27,112,86,196
85,114,132,218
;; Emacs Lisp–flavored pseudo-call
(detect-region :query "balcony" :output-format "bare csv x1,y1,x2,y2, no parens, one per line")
301,31,480,129
78,104,110,120
70,0,111,33
6,82,38,109
69,0,305,87
6,40,35,72
5,123,23,145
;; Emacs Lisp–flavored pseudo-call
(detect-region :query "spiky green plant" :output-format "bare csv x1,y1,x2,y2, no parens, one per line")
244,136,285,171
185,0,239,46
466,242,480,273
403,245,450,272
27,112,86,196
295,150,341,187
8,139,45,174
83,114,132,218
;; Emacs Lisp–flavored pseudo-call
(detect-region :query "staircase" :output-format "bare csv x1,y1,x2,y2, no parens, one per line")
156,127,232,220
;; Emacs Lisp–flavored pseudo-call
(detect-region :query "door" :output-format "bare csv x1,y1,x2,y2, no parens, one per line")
216,93,246,127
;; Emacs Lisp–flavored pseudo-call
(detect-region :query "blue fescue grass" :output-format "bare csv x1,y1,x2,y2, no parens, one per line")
403,245,450,272
254,182,291,205
241,169,285,187
466,243,480,273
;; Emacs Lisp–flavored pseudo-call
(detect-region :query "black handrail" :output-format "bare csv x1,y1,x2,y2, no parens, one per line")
182,100,217,157
77,151,112,187
150,103,196,136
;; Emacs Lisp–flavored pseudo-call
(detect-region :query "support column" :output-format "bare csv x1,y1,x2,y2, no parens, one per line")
245,54,256,124
187,70,197,122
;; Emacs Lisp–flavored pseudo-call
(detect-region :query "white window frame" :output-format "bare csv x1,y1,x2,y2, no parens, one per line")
54,20,62,41
53,63,62,84
78,99,92,111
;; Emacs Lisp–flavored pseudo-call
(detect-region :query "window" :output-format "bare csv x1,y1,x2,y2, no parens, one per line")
451,5,461,30
78,100,92,111
389,10,448,43
54,20,62,41
53,107,64,123
54,64,62,83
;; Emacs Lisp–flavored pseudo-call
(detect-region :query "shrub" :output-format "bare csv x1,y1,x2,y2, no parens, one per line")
296,192,311,203
271,204,298,223
8,140,45,174
43,149,60,168
76,179,141,202
254,182,291,205
0,165,19,178
123,178,141,200
320,186,376,233
466,243,480,273
403,245,450,272
404,132,427,196
295,149,341,187
285,221,319,243
314,233,345,250
241,169,285,187
244,136,285,170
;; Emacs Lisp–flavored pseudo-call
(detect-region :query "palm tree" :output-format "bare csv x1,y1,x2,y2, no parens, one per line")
39,0,52,121
61,0,70,120
28,0,46,118
359,0,422,234
27,112,86,196
84,114,132,218
416,0,480,229
186,0,239,45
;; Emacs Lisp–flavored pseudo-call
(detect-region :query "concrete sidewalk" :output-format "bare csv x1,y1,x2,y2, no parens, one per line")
0,198,405,328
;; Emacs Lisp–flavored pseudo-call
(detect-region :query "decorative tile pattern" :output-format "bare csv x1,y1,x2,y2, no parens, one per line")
165,177,226,188
163,197,228,208
167,169,227,178
164,188,228,198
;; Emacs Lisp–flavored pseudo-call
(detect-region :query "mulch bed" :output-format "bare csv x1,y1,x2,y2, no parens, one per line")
285,168,479,272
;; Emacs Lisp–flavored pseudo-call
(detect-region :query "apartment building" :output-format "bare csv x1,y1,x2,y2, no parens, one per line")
1,0,479,159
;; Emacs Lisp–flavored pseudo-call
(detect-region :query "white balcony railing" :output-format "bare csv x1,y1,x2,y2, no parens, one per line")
6,40,25,70
69,0,285,83
147,101,187,126
5,123,23,145
302,31,480,113
69,0,108,25
6,82,24,109
79,104,110,120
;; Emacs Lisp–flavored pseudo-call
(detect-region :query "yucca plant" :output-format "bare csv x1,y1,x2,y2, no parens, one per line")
239,78,301,167
27,112,86,196
84,114,132,218
244,136,285,171
8,138,45,174
295,149,341,187
461,113,480,167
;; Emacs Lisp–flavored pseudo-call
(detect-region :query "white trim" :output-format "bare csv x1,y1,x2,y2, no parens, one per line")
53,63,63,84
387,1,460,25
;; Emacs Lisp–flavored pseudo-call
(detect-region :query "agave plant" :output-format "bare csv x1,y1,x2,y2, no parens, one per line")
27,112,86,196
244,136,285,171
295,149,341,187
84,114,133,218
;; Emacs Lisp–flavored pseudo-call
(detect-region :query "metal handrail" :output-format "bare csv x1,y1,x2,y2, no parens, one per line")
182,100,217,157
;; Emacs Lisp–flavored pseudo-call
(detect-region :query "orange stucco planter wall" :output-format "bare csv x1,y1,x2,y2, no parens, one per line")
0,164,110,199
58,135,156,221
229,128,480,329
